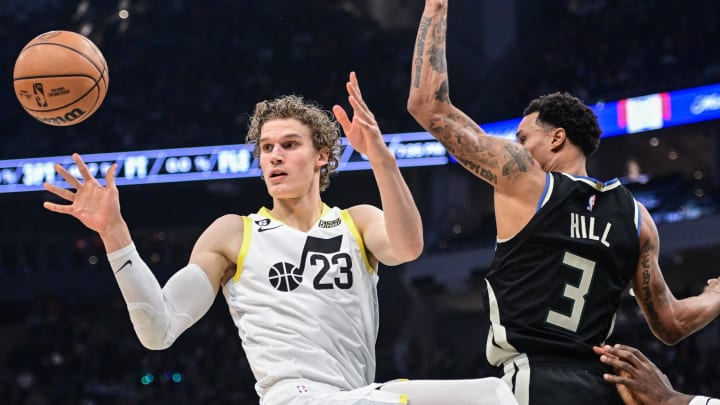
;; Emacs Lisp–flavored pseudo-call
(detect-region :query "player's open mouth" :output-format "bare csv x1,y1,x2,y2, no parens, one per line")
269,171,287,179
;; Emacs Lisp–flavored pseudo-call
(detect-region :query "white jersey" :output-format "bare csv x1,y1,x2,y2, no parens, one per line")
222,205,380,399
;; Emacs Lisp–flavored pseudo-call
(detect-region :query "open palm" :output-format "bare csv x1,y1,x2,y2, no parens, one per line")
333,72,387,161
43,153,122,235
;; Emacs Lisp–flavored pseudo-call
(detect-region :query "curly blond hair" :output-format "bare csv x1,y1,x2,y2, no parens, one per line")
246,95,341,191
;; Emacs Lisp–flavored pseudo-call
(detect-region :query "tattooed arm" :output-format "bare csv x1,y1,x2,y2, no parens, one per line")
632,203,720,345
407,0,543,194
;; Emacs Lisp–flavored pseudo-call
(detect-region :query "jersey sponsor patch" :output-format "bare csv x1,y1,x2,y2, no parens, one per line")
318,217,341,228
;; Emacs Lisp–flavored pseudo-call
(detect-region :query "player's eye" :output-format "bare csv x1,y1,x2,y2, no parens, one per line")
261,144,273,153
283,142,297,149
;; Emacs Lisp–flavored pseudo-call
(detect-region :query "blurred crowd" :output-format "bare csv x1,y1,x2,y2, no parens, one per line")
2,0,719,159
0,0,415,160
1,0,720,403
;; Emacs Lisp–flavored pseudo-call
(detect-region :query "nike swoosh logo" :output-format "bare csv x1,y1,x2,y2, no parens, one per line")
258,225,283,233
115,259,132,274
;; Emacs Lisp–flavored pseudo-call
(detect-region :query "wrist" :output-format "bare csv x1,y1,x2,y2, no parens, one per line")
668,393,695,405
100,220,133,253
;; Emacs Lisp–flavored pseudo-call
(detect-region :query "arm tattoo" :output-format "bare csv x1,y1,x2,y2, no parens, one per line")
428,44,447,73
501,144,532,176
639,238,666,335
432,17,447,43
413,17,432,88
434,79,449,102
428,116,500,185
428,17,447,74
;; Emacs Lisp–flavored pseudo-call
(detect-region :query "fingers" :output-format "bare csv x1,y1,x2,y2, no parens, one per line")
106,163,118,188
345,72,375,119
72,153,100,185
54,163,82,189
332,105,351,134
597,345,642,378
603,373,634,386
605,344,647,367
347,95,375,126
43,182,76,202
42,201,73,215
349,71,363,100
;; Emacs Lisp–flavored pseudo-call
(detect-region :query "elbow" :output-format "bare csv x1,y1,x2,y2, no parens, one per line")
405,242,424,263
651,322,687,346
407,94,435,122
407,95,451,130
398,235,425,263
135,330,173,351
406,95,423,119
654,332,683,346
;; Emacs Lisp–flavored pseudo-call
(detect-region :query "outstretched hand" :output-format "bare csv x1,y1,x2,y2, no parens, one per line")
43,153,122,237
332,71,390,162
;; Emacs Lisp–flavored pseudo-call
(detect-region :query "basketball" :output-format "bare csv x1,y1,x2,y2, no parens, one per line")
13,30,109,126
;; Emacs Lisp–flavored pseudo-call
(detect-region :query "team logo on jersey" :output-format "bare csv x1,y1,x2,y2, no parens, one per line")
267,235,354,292
318,217,341,228
586,194,597,212
268,262,304,292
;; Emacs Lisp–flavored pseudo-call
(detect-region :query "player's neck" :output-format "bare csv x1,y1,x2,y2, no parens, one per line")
547,153,587,177
269,193,325,232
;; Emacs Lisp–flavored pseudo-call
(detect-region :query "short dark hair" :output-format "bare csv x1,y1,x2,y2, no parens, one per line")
523,92,601,156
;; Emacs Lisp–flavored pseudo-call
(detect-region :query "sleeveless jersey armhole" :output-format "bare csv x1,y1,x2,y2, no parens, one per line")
536,172,553,212
497,173,554,244
339,209,374,273
233,215,253,283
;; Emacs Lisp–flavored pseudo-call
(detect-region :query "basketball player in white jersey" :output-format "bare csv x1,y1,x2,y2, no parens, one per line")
43,71,517,405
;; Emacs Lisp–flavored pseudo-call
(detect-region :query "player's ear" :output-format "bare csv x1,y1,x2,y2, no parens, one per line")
550,127,566,151
316,147,329,167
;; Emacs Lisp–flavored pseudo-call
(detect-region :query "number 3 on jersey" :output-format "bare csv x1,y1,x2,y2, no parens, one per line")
546,251,596,332
300,235,354,290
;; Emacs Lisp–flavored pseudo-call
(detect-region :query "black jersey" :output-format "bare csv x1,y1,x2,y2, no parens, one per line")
485,172,640,367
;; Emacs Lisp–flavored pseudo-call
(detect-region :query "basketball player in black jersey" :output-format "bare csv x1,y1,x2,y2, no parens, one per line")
408,1,720,404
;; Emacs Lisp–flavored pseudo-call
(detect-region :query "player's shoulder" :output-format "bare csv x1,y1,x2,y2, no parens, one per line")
344,204,382,230
345,204,381,219
206,213,246,234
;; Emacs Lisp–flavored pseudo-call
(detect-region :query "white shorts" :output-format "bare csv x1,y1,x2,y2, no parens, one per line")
262,379,408,405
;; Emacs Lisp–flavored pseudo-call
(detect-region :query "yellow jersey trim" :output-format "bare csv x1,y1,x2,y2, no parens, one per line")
339,209,373,273
400,394,409,404
233,215,253,283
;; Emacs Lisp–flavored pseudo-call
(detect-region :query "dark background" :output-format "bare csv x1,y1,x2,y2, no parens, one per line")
1,0,719,403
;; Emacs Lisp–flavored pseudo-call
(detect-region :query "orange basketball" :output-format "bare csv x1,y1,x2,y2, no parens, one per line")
13,30,109,126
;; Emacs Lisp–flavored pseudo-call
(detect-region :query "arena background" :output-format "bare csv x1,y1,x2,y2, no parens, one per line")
1,0,719,403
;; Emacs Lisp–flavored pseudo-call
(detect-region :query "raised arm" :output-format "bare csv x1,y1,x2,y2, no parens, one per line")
333,72,423,266
632,203,720,344
43,154,228,349
407,0,541,193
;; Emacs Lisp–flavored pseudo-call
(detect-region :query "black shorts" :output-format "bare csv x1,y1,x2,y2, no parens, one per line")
502,355,623,405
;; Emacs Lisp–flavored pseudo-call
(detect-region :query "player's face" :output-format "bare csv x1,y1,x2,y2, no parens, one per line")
258,118,328,198
516,112,554,169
